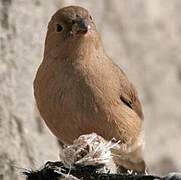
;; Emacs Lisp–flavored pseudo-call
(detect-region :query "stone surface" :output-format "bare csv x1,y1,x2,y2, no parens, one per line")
1,0,181,179
0,1,59,180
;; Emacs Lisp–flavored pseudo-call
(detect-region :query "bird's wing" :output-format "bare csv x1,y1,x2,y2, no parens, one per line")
114,63,144,120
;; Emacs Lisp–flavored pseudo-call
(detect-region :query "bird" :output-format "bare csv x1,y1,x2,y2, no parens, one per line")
34,5,146,173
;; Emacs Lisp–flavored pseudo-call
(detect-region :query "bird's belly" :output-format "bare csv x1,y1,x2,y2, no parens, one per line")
44,90,113,143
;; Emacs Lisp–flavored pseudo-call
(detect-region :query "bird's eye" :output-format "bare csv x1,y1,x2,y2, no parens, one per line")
72,20,76,25
56,24,63,32
90,16,92,20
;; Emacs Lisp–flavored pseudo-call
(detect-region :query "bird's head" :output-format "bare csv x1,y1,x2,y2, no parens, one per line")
44,6,103,58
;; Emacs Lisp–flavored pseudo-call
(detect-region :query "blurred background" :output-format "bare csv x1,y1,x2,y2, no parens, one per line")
1,0,181,179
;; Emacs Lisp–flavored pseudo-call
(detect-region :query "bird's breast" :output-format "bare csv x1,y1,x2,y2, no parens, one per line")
34,58,141,144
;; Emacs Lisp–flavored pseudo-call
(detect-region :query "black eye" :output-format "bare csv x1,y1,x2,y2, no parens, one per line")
56,24,63,32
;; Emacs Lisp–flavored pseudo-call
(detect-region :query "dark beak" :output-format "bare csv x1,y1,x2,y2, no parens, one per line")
72,18,91,34
77,18,89,33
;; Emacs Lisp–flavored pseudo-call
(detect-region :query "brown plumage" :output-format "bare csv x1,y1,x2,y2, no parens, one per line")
34,6,146,173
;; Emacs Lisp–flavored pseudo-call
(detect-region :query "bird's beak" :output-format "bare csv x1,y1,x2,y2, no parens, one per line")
77,18,91,33
72,18,91,35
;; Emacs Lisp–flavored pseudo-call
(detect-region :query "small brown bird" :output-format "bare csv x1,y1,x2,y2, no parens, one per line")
34,6,146,173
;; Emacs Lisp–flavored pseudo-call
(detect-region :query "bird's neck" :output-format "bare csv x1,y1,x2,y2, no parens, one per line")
68,37,104,62
44,34,104,64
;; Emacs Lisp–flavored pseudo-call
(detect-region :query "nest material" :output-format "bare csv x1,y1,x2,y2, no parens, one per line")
59,133,119,173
